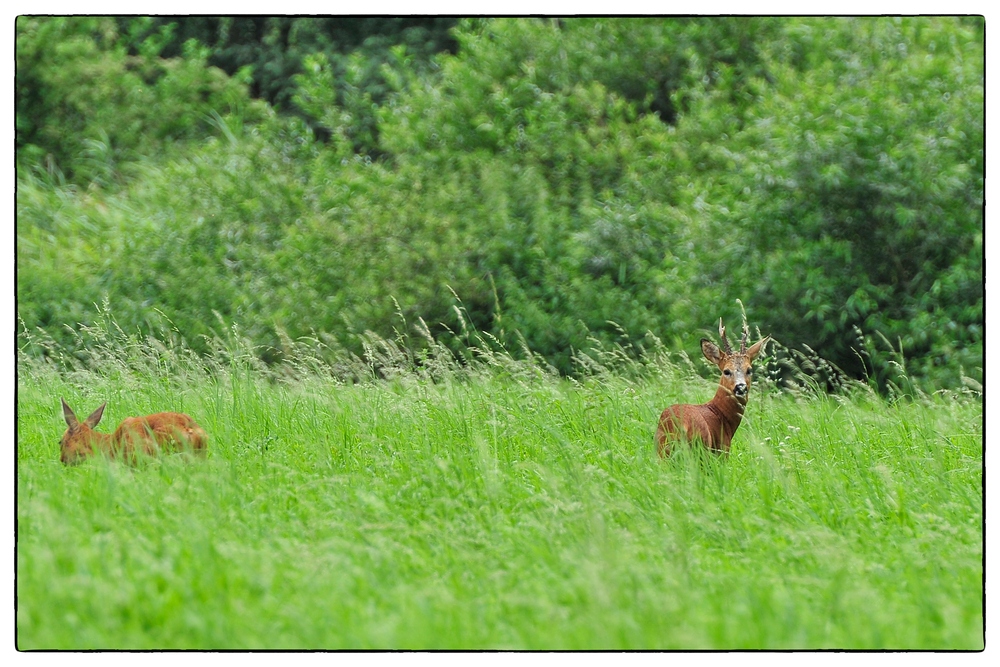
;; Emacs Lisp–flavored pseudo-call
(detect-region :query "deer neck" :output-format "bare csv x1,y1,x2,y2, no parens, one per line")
86,430,115,453
706,385,747,434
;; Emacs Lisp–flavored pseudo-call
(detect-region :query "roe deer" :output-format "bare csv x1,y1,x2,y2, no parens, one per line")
60,398,207,465
656,319,769,457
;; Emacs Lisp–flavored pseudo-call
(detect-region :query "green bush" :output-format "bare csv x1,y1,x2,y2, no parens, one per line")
16,17,983,390
124,17,459,156
287,19,702,370
17,17,259,185
17,107,315,357
670,17,983,387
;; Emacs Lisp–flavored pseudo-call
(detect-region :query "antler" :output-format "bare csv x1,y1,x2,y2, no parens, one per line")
718,318,733,354
740,322,749,354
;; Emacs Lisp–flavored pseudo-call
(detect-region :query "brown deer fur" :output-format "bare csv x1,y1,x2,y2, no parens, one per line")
60,398,207,465
656,319,769,457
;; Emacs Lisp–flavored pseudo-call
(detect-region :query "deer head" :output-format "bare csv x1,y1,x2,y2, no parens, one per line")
701,318,769,403
60,398,109,465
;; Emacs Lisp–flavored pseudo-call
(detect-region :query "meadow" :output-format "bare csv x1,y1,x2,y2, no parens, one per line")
17,17,983,651
15,326,983,649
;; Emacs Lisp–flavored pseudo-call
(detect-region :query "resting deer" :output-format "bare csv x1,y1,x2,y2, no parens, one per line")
656,319,769,457
60,398,207,465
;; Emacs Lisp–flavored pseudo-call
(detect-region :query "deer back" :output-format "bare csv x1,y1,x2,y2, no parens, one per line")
113,412,208,458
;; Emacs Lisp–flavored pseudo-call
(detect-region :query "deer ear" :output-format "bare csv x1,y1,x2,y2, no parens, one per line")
745,336,770,361
701,339,724,365
83,403,106,429
61,398,79,429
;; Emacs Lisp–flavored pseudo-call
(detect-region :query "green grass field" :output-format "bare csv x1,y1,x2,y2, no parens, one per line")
16,332,983,649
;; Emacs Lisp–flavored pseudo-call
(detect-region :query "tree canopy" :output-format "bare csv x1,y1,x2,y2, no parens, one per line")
17,16,984,389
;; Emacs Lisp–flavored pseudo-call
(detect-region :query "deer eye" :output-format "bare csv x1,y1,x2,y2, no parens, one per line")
747,367,753,375
723,369,732,376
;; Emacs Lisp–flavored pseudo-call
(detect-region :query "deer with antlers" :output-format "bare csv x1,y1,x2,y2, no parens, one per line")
656,319,769,457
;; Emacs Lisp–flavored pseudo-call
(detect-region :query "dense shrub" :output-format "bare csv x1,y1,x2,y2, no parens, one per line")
123,17,459,155
670,17,983,387
16,17,261,186
16,17,983,390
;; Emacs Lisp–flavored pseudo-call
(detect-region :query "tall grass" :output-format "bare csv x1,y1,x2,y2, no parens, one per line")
16,320,983,649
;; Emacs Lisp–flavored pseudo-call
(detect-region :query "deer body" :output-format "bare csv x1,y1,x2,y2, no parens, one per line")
656,320,768,457
60,399,207,465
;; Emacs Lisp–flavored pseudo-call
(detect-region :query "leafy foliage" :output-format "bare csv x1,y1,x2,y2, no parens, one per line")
16,17,262,185
17,17,983,390
671,17,983,386
124,17,459,155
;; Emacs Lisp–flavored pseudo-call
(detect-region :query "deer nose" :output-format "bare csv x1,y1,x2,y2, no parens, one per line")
733,383,748,397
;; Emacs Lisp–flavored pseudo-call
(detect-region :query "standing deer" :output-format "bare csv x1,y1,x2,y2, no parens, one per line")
656,319,769,457
60,398,207,465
